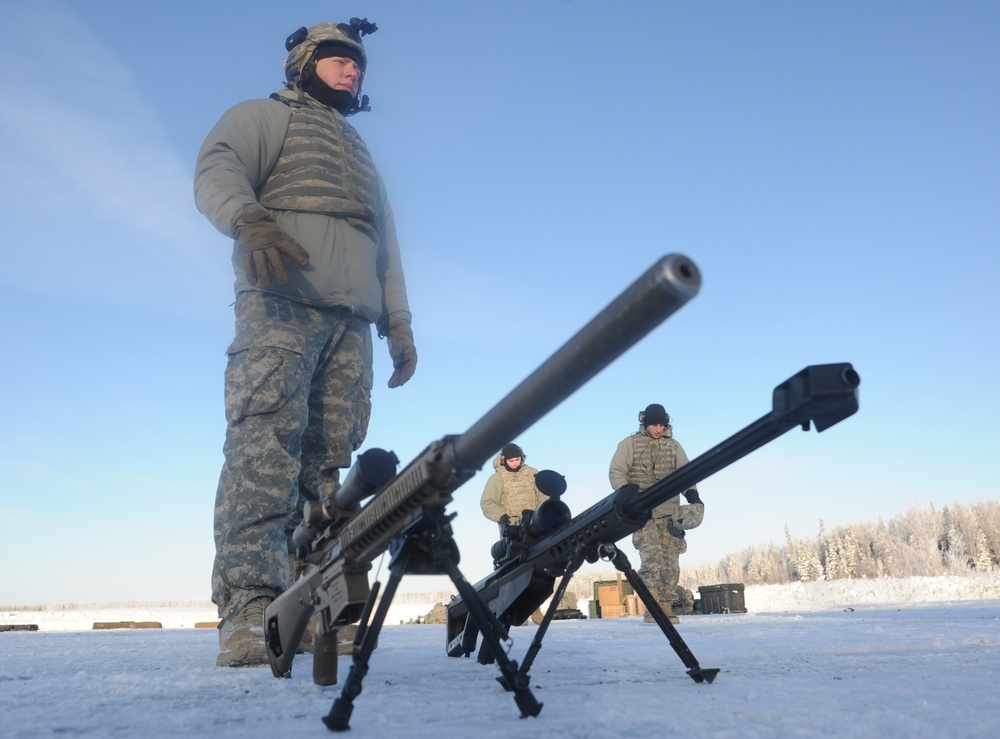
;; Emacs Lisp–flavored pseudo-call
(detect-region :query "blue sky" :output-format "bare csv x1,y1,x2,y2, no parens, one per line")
1,0,997,605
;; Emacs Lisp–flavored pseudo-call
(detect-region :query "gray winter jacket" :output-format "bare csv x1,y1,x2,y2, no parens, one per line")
194,92,410,327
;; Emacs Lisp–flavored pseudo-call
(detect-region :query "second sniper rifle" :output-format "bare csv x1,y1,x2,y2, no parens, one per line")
262,254,701,731
446,363,861,693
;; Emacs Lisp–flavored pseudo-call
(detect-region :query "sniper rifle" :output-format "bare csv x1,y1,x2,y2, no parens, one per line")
262,254,701,731
446,363,860,696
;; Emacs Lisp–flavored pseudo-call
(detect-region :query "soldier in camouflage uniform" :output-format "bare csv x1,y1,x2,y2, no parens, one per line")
480,443,549,533
609,404,704,624
193,19,417,667
422,603,448,625
672,585,696,616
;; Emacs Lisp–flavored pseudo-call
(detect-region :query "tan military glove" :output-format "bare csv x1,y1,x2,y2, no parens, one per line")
235,209,310,287
385,319,417,388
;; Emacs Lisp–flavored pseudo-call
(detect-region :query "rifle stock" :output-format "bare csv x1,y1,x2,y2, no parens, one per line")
446,362,860,659
263,254,702,684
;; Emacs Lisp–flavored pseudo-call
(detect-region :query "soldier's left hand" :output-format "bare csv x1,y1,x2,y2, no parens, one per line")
386,320,417,388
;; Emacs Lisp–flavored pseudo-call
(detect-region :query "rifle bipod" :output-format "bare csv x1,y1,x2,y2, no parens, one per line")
495,545,589,690
323,509,541,731
608,544,719,684
493,542,718,689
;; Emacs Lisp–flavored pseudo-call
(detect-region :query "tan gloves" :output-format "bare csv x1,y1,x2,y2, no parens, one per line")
385,319,417,388
235,210,310,286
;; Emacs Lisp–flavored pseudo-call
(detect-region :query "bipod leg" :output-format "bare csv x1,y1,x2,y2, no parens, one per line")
324,540,411,732
609,545,719,684
475,612,516,666
439,555,543,719
475,612,515,666
512,545,587,685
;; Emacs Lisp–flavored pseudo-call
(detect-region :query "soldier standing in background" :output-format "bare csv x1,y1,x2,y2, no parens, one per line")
481,442,554,625
609,404,704,624
194,19,417,667
480,443,549,534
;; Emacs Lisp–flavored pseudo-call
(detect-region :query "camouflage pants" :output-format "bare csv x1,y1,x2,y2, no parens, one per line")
212,291,373,623
631,517,687,610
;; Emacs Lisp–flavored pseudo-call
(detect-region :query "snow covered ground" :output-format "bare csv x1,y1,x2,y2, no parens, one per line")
2,575,999,737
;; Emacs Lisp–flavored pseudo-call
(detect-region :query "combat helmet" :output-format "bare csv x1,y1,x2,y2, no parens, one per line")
283,18,377,113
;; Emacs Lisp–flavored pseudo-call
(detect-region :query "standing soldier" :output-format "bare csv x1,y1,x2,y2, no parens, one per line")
480,443,549,534
194,18,417,667
609,404,704,624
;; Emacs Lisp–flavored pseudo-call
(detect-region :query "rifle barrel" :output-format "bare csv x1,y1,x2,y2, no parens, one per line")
452,254,701,471
623,362,860,517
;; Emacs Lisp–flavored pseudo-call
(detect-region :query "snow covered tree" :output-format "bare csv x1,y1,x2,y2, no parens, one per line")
726,553,744,583
842,528,862,579
697,499,998,584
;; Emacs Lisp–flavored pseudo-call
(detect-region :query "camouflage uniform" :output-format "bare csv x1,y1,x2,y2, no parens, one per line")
194,25,412,628
422,603,448,624
480,455,548,526
672,585,696,615
609,424,702,616
210,292,373,621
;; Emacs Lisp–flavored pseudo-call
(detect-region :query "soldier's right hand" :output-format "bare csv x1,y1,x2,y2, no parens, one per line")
235,209,310,286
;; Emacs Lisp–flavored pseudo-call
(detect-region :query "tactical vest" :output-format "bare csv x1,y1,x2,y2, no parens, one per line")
628,431,681,519
626,433,678,490
259,103,380,240
500,466,542,522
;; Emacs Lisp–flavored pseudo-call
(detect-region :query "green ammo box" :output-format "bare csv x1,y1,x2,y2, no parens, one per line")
697,583,747,614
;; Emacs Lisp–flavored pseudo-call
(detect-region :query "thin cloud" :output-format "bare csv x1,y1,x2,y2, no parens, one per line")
0,3,228,304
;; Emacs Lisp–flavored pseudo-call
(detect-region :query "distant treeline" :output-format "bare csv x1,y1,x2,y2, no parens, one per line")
681,500,999,588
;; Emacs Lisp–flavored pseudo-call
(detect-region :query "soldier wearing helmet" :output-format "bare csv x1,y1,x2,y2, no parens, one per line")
194,19,417,667
282,20,373,115
609,404,704,624
480,443,550,534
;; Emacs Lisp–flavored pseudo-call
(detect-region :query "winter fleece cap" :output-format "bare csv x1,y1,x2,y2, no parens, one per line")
642,404,670,427
501,443,524,460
